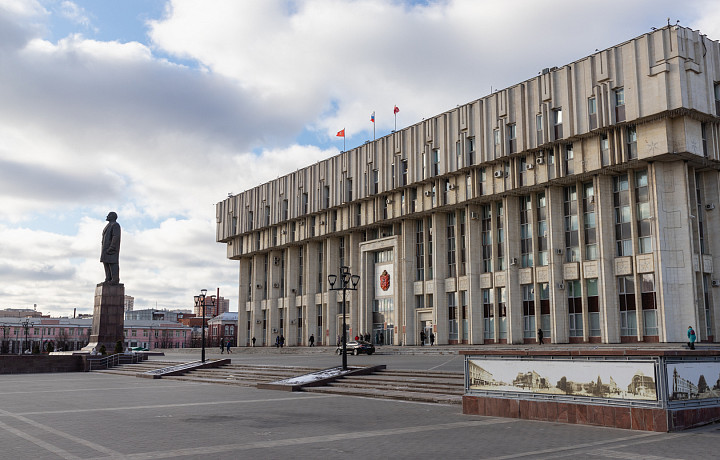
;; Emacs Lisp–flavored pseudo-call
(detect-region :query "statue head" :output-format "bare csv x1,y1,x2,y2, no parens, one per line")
106,212,118,222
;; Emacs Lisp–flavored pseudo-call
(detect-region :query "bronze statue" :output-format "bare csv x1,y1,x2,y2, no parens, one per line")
101,212,121,284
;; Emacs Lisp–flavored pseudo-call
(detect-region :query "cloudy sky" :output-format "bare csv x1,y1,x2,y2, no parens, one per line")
1,0,718,317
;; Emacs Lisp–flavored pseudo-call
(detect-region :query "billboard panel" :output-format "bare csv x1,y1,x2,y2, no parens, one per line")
468,358,657,401
667,361,720,401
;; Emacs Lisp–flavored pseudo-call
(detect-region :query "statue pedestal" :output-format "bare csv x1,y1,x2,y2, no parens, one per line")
82,283,125,353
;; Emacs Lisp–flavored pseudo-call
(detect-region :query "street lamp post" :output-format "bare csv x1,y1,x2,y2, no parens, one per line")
328,266,360,371
1,323,9,354
21,318,33,355
194,289,208,363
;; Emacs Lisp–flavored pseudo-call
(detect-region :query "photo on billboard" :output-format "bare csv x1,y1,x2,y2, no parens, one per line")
667,361,720,401
468,358,657,401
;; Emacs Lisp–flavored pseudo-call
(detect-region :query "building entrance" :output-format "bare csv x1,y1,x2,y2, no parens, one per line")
420,321,433,345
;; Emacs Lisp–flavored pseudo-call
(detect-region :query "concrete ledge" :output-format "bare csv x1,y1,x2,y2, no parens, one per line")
0,355,87,374
258,365,386,392
137,359,231,379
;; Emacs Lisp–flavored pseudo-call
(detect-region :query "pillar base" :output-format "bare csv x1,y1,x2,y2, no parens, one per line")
82,283,125,353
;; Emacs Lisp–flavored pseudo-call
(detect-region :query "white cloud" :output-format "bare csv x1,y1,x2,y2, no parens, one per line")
1,0,719,317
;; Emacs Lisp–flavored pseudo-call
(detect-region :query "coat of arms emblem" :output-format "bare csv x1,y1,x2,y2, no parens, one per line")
380,270,390,291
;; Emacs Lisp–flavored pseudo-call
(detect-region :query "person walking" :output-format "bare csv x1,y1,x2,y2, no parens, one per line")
251,336,256,347
275,335,280,348
430,332,435,346
688,326,696,350
226,339,232,354
309,334,315,347
220,339,224,354
280,335,285,348
420,330,426,346
537,328,544,345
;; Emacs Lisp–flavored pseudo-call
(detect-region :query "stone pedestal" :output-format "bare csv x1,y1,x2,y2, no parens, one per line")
82,283,125,353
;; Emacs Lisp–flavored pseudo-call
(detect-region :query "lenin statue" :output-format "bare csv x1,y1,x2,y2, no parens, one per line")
101,212,121,284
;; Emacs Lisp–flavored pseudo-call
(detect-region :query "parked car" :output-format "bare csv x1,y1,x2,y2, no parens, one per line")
336,340,375,355
130,346,149,351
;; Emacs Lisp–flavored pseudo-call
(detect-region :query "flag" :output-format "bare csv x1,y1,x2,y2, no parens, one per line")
336,129,345,137
393,105,400,114
370,112,375,123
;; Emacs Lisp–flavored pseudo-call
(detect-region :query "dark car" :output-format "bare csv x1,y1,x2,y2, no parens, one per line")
336,340,375,355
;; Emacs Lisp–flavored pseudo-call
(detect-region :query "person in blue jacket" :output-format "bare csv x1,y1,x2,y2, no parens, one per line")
687,326,696,350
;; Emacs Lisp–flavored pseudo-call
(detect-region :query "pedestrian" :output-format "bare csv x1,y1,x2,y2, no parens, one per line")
280,335,285,347
537,328,544,345
430,332,435,346
420,330,426,346
309,334,315,347
355,335,359,341
220,339,224,354
337,335,341,347
226,339,232,354
275,335,280,348
251,336,256,347
687,326,696,350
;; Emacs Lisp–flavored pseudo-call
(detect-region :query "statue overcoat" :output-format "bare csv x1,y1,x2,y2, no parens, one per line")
100,221,121,264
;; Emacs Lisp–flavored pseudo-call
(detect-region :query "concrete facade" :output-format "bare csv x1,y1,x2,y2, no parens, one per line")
217,26,720,347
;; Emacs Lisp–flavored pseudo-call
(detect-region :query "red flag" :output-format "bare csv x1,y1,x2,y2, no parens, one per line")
393,105,399,114
336,129,345,137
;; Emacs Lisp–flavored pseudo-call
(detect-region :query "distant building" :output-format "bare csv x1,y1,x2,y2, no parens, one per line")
125,309,188,322
0,308,43,318
0,316,92,353
208,312,238,347
194,296,230,318
124,296,134,312
123,320,192,350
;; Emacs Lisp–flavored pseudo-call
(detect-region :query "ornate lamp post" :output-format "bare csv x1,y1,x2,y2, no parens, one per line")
194,289,208,362
328,266,360,370
21,318,33,354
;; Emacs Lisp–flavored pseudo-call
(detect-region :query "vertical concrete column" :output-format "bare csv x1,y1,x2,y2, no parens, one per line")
237,258,250,346
325,237,340,347
702,170,720,340
467,205,483,344
654,161,699,342
504,196,523,344
432,212,448,344
348,232,363,341
250,255,263,345
399,220,415,345
596,175,620,343
285,246,299,347
304,241,320,346
548,186,568,343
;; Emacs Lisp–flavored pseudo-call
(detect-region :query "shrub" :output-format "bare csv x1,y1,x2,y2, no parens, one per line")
99,344,107,355
114,340,123,354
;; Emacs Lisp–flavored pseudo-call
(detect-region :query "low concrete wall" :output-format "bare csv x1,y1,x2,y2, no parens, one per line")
0,355,87,374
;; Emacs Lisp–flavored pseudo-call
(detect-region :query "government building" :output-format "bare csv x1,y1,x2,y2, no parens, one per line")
216,26,720,347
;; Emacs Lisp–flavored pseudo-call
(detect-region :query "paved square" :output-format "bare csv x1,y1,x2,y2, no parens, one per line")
1,367,719,459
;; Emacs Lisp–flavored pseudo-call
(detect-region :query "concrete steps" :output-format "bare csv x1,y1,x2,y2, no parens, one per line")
303,368,464,404
95,361,464,404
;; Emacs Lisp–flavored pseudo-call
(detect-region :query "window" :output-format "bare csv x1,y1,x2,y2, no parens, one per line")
345,177,353,202
317,246,323,292
539,283,550,339
323,185,330,209
496,202,505,270
265,205,271,226
483,288,494,340
520,196,533,268
448,293,458,341
587,278,600,337
507,123,517,154
401,160,408,186
618,276,637,336
447,213,456,277
493,129,501,156
553,108,563,139
522,284,535,339
568,280,583,337
588,96,597,130
497,287,507,339
248,211,253,231
564,186,579,262
518,156,527,186
615,88,625,122
635,170,652,254
626,125,637,159
297,248,303,295
641,274,658,336
583,182,598,260
536,192,548,266
302,193,309,214
601,133,610,166
715,82,720,115
432,149,440,176
564,144,574,175
481,205,492,273
536,113,543,144
478,167,486,195
415,295,425,309
701,123,709,157
466,137,475,165
372,169,379,194
703,275,712,337
614,175,632,256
